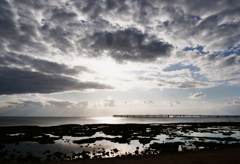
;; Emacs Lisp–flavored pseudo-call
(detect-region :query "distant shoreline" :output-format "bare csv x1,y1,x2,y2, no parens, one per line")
113,114,240,118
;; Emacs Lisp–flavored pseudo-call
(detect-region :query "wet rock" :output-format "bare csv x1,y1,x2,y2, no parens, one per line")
149,142,184,153
81,151,90,159
135,150,139,155
43,150,50,154
112,148,119,153
0,144,5,150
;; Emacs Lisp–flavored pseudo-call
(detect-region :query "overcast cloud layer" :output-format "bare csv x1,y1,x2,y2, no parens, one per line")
0,0,240,116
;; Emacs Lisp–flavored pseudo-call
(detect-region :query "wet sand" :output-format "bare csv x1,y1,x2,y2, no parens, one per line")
33,147,240,164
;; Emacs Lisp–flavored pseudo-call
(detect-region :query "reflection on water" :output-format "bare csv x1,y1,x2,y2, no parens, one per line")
1,116,240,126
90,117,123,124
2,137,142,159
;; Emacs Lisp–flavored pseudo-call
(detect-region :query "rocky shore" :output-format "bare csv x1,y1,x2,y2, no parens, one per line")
0,122,240,162
33,147,240,164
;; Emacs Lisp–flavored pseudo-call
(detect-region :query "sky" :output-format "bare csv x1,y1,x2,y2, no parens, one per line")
0,0,240,117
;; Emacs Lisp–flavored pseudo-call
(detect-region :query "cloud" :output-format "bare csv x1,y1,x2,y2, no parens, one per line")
0,53,93,75
122,101,128,104
151,1,240,52
0,1,19,40
174,101,180,104
158,80,214,89
233,100,240,104
1,0,240,57
133,100,141,104
80,28,174,63
157,101,180,107
0,98,89,116
198,54,240,81
0,67,113,95
201,101,209,104
51,8,78,23
216,54,240,67
101,96,117,107
168,102,174,107
143,100,154,104
73,0,131,19
0,97,122,116
138,76,220,89
0,0,239,99
223,99,240,107
188,92,206,99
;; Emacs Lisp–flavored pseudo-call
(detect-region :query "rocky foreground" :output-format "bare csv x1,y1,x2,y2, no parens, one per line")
0,122,240,162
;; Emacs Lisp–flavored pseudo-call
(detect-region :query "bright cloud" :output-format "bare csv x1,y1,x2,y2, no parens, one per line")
189,92,206,99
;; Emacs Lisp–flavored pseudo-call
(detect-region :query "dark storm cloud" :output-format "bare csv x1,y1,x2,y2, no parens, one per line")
13,0,45,10
74,0,103,19
0,67,113,95
80,28,174,63
0,1,19,39
7,36,48,54
40,26,74,53
51,8,77,23
0,0,49,55
74,0,128,19
0,0,77,55
0,53,92,75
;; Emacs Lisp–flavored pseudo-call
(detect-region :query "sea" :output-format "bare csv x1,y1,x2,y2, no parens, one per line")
1,116,240,126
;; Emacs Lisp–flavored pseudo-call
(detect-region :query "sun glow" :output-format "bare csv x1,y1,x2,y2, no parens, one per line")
92,117,121,124
97,58,121,76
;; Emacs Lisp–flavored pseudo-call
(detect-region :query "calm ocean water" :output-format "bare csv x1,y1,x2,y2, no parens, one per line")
1,116,240,126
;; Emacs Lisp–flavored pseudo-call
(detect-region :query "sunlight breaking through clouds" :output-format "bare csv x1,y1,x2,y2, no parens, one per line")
0,0,240,116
